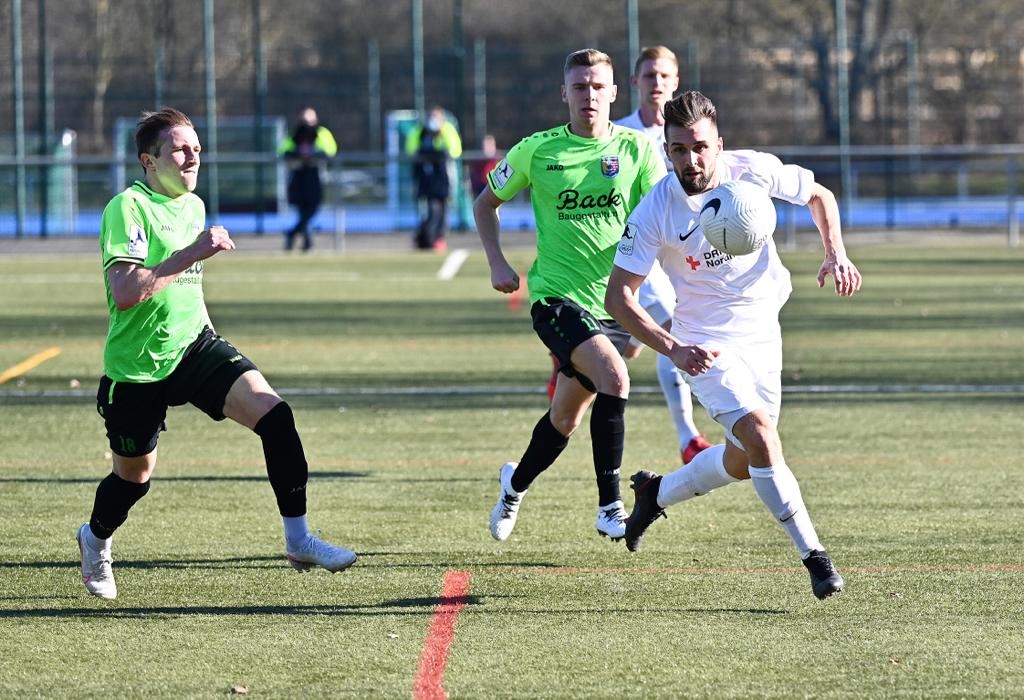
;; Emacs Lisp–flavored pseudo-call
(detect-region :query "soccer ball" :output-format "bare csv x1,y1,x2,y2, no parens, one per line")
698,179,777,255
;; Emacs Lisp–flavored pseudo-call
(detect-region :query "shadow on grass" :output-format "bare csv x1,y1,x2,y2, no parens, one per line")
0,470,370,484
4,555,792,618
466,605,789,616
0,596,484,619
0,588,786,619
4,552,568,573
0,599,787,620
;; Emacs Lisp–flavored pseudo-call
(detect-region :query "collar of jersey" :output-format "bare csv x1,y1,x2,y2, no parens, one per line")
563,123,617,142
133,180,183,204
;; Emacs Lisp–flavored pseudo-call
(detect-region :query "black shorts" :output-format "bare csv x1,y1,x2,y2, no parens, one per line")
531,297,631,392
96,327,259,457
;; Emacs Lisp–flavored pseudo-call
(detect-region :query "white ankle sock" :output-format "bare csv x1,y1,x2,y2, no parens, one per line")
283,515,310,548
658,444,735,506
747,463,822,558
86,528,111,552
656,353,700,447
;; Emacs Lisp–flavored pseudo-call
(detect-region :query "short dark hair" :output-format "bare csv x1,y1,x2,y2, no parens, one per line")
135,107,193,159
563,48,613,77
663,91,717,130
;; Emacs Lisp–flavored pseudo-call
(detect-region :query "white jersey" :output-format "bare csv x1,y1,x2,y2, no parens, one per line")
615,109,675,317
614,110,669,168
614,149,816,345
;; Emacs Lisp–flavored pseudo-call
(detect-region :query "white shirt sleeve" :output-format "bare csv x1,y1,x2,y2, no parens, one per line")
613,183,666,278
728,150,816,205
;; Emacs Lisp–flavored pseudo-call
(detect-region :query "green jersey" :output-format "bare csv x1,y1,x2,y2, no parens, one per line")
100,181,210,382
486,123,666,318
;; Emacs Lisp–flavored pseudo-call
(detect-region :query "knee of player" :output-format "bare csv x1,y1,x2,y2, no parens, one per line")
253,400,297,437
547,409,583,438
723,443,753,480
731,413,781,459
596,365,630,397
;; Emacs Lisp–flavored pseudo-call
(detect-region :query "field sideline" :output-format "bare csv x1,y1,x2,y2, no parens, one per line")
1,236,1022,698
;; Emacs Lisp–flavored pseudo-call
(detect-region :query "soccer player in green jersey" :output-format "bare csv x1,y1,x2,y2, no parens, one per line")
474,49,666,543
76,108,356,600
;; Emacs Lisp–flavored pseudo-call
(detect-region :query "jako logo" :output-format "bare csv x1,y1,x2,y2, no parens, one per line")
546,164,564,171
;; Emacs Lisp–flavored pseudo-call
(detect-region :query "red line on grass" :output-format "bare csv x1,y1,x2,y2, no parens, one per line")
413,570,472,700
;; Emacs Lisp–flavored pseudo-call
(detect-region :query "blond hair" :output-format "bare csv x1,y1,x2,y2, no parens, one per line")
563,48,613,76
633,46,678,76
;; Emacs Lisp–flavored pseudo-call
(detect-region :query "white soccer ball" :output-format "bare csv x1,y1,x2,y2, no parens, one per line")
698,179,777,256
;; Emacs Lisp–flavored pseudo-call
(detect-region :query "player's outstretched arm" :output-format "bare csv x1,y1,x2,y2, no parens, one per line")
806,183,862,297
473,188,519,294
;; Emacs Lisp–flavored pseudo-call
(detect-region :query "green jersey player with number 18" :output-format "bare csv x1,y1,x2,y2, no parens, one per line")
474,49,666,544
76,107,356,601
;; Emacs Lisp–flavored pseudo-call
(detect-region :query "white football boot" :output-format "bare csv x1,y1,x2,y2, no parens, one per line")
595,500,627,541
76,523,117,600
489,462,526,541
286,532,357,573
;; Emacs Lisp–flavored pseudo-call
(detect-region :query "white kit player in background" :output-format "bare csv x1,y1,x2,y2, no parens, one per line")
614,46,711,465
605,90,862,600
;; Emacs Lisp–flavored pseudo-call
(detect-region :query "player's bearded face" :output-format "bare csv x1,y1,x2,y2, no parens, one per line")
678,166,712,195
666,119,721,195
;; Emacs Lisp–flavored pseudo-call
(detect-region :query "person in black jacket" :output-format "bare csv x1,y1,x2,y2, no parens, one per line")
405,107,463,251
278,107,338,251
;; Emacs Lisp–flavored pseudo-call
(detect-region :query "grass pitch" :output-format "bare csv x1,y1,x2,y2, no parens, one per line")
0,235,1022,698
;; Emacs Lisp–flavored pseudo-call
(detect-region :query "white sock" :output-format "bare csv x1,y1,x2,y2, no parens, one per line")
656,353,701,447
747,463,823,558
658,444,736,507
283,515,310,548
86,528,111,552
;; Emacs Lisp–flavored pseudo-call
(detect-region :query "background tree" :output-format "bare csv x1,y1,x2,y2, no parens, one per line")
1,0,1022,153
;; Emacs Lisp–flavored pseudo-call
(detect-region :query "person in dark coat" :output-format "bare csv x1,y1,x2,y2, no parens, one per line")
278,107,338,251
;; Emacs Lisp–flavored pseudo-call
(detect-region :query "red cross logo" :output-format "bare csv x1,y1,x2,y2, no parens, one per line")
686,255,701,271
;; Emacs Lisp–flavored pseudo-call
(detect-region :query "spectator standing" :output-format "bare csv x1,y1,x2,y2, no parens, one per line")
406,106,463,251
278,106,337,252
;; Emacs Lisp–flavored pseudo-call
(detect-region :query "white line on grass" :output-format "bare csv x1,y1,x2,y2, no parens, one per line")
436,249,470,280
3,383,1023,399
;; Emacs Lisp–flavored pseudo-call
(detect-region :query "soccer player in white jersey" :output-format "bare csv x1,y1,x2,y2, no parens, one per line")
605,91,862,599
614,45,711,465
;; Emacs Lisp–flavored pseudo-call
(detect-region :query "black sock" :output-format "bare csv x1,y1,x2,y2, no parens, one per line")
254,401,308,518
89,473,151,540
510,411,569,493
591,393,627,506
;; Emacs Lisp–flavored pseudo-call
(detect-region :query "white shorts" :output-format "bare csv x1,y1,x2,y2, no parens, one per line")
683,336,782,448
